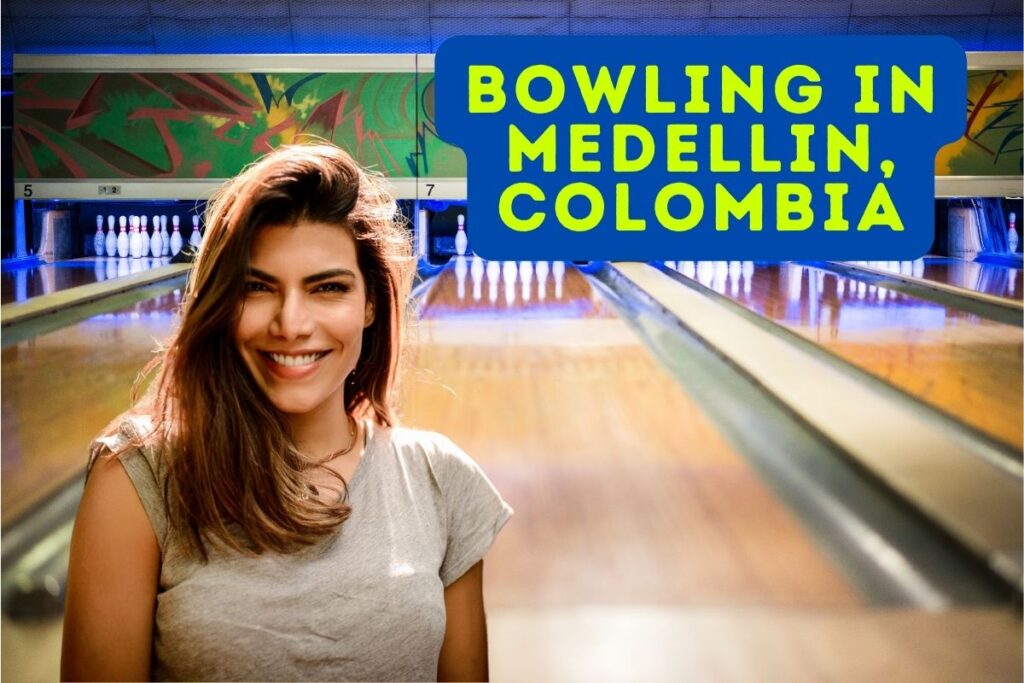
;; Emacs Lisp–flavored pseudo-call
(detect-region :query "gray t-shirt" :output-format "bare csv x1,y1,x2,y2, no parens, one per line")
101,418,513,682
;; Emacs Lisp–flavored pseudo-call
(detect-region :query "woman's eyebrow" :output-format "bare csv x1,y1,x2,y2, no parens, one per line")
247,267,357,285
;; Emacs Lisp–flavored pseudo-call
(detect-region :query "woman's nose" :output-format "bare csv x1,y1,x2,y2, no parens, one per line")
269,292,315,339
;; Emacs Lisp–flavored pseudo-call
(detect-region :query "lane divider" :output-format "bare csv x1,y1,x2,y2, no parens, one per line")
1,263,192,327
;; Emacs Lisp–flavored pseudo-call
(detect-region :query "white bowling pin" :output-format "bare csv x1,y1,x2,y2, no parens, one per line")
1007,212,1018,253
519,261,533,302
696,261,713,287
502,260,518,285
150,220,163,258
552,261,565,299
105,215,117,256
129,216,143,259
455,214,468,256
117,216,129,258
160,215,170,256
94,215,105,257
170,216,183,256
140,215,150,258
190,215,202,248
535,260,549,301
729,261,741,296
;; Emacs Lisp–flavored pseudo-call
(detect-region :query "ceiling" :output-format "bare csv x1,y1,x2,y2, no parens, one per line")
2,0,1021,73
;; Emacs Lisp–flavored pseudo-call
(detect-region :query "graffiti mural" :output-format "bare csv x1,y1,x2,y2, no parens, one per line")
936,69,1023,176
14,70,466,180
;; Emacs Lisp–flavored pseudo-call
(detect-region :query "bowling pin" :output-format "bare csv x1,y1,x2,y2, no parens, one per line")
681,261,696,279
519,260,533,302
140,215,150,258
729,260,741,296
94,215,105,257
455,214,468,256
160,215,170,256
150,218,163,258
712,261,727,294
1008,212,1018,253
129,216,143,259
535,260,549,301
696,261,713,287
552,261,565,299
117,216,129,258
190,215,203,248
502,261,517,306
106,215,117,256
170,216,183,256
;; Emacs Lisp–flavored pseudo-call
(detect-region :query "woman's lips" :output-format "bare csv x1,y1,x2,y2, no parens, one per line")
259,350,330,380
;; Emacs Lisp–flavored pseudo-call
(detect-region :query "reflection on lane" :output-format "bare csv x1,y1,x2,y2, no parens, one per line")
407,260,859,607
1,288,182,521
421,257,616,320
1,257,174,305
847,258,1022,301
663,260,1023,451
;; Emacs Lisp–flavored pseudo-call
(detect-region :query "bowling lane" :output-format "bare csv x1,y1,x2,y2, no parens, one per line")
668,261,1023,451
848,258,1023,301
1,256,173,305
404,258,860,607
1,283,182,522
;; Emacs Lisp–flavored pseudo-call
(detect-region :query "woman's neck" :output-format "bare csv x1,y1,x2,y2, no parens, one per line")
283,396,355,459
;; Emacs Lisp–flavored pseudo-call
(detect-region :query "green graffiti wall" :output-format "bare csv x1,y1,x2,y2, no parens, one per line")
14,71,466,180
15,67,1018,181
936,69,1022,176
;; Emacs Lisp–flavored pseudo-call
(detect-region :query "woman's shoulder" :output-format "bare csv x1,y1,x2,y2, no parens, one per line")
383,425,475,469
90,412,168,480
380,425,496,494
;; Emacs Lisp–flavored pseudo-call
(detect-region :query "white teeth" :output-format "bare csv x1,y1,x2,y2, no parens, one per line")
269,352,324,367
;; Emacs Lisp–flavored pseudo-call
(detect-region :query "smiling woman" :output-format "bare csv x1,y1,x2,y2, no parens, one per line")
60,144,512,682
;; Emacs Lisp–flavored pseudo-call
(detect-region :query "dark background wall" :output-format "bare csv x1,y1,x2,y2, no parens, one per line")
2,0,1021,69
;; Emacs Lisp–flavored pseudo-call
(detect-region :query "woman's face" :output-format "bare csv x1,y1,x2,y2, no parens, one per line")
234,221,374,418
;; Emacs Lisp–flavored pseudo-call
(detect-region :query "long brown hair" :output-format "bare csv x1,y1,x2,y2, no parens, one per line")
102,144,414,558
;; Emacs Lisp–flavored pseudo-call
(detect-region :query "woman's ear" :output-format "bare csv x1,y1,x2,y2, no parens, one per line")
364,300,375,327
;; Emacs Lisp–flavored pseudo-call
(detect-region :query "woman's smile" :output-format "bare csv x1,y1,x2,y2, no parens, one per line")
260,349,333,378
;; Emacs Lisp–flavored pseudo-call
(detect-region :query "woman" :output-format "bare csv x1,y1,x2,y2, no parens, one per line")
61,144,512,682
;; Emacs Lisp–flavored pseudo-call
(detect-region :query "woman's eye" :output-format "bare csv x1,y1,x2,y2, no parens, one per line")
315,282,350,294
244,281,270,293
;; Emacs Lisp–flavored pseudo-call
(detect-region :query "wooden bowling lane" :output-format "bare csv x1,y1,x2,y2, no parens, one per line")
848,258,1023,301
405,260,859,607
669,261,1023,451
403,261,1021,680
1,256,173,305
1,287,183,523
